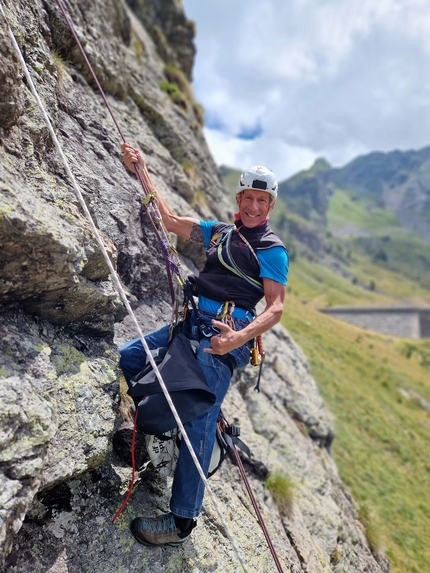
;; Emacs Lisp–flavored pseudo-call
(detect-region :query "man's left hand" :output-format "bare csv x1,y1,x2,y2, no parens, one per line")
203,320,241,356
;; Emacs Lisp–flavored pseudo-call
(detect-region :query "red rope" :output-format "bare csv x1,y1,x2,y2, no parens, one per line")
112,407,139,523
231,446,285,573
56,0,177,303
256,335,265,360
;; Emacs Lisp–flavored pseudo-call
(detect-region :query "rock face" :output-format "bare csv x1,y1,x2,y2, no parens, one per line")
0,1,390,572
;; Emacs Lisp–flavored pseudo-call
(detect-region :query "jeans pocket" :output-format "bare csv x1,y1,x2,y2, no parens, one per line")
230,342,251,370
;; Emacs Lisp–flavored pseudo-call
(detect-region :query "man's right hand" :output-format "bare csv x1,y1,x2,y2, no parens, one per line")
121,142,200,241
121,142,140,174
121,142,156,194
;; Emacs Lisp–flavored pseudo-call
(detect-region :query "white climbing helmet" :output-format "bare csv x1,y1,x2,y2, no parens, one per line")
236,165,278,199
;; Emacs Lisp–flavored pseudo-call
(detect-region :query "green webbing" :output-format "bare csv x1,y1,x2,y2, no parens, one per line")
217,228,264,292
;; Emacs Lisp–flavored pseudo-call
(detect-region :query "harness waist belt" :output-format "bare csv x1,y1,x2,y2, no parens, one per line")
198,295,254,320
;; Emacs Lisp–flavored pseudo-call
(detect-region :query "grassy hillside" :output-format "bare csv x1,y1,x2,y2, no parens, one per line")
328,188,402,234
327,188,430,289
288,257,430,307
282,292,430,573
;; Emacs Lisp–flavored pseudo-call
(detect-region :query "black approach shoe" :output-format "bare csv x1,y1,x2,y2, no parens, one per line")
130,512,197,546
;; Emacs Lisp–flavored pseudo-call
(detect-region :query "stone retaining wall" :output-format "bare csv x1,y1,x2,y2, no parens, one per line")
319,307,430,339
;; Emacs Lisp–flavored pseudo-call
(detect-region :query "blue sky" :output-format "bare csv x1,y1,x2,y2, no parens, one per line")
182,0,430,181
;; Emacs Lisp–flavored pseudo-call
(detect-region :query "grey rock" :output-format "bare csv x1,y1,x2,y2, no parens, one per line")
0,309,119,560
0,18,25,129
125,0,196,80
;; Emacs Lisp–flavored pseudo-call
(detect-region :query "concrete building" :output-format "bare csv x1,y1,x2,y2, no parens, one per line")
319,306,430,339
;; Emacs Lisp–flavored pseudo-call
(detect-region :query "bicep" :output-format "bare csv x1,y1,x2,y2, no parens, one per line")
263,278,286,310
167,217,202,242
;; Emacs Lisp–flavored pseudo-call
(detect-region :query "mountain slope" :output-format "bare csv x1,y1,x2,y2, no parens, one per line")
333,147,430,242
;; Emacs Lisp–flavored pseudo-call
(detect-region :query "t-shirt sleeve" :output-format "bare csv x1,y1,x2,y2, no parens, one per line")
257,246,289,285
199,220,219,249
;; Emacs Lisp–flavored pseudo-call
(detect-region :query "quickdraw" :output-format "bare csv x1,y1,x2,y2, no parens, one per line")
252,334,265,392
216,300,236,331
142,190,158,207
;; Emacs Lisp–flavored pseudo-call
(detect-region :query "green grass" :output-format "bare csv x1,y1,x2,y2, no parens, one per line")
350,234,430,289
287,257,430,307
282,295,430,573
357,501,385,555
266,471,295,517
159,80,188,109
328,188,402,234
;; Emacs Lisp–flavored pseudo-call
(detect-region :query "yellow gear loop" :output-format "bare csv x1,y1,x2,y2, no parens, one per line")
216,301,236,331
142,190,157,207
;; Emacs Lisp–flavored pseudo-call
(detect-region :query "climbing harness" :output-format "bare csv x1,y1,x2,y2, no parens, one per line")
0,2,284,570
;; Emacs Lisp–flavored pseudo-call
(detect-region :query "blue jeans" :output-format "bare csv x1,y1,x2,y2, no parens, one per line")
118,310,251,519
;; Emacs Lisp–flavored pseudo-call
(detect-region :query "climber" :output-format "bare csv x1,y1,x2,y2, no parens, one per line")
118,142,289,546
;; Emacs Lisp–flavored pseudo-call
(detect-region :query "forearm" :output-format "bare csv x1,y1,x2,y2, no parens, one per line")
233,301,283,345
138,172,197,237
208,300,283,356
154,189,178,229
121,142,199,240
236,278,286,345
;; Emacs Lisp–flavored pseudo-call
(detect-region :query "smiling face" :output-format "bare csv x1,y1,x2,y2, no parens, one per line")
236,189,275,228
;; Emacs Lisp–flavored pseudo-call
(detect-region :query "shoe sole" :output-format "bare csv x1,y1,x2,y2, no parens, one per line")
132,533,189,547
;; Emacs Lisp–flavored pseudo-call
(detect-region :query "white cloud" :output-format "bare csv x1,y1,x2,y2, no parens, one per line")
183,0,430,179
204,128,319,180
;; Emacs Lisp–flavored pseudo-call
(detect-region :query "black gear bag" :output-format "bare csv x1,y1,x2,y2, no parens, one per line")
127,331,216,435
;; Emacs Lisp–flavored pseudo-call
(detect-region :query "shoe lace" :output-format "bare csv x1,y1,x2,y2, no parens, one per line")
141,513,176,534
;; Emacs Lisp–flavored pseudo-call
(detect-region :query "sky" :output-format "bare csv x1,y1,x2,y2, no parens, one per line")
182,0,430,181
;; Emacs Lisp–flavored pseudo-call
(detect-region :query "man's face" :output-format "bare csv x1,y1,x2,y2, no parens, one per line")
236,189,275,228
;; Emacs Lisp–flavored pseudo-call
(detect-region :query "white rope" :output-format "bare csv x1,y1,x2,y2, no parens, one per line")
0,3,249,572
